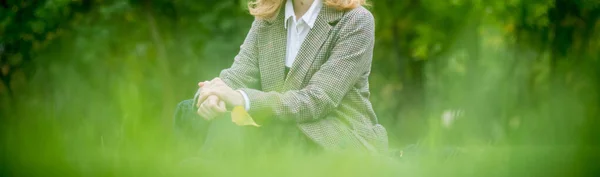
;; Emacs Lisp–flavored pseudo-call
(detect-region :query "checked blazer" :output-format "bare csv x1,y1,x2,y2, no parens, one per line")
219,5,388,153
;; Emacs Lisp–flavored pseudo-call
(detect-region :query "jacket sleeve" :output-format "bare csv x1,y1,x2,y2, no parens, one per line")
219,19,262,90
240,11,375,123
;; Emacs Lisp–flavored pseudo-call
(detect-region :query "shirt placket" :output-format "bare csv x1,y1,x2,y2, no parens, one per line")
295,20,303,53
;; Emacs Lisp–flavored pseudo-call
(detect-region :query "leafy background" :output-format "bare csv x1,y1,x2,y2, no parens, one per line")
1,0,599,176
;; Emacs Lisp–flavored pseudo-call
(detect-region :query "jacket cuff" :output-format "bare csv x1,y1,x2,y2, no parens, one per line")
236,90,250,111
238,88,275,124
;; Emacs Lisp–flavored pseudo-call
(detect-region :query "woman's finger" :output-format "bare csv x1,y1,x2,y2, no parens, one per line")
206,96,219,113
207,97,222,118
216,100,227,113
199,104,214,121
194,87,203,108
210,78,227,87
208,95,218,105
196,88,206,108
207,96,227,117
196,89,215,107
197,104,207,119
199,101,214,120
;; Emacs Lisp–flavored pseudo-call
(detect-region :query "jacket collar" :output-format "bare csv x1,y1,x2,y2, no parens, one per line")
261,5,344,91
265,4,342,27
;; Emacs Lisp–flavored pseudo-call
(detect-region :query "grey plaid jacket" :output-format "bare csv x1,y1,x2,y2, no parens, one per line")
219,5,388,153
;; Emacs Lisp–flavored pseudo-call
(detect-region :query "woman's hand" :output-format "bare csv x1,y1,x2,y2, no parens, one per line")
196,81,227,121
197,78,245,109
197,78,259,127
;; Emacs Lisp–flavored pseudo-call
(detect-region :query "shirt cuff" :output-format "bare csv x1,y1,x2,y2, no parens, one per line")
237,90,250,111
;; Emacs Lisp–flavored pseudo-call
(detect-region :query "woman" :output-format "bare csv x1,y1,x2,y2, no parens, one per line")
175,0,388,154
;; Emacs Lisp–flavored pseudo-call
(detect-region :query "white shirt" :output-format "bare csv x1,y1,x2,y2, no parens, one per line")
238,0,323,110
284,0,323,67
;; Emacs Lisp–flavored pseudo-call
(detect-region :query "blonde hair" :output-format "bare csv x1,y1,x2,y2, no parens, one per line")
248,0,367,19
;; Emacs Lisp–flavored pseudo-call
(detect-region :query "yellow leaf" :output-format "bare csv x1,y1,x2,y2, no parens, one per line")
231,106,260,127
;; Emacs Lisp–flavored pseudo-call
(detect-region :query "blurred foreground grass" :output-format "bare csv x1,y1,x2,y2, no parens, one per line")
1,0,599,176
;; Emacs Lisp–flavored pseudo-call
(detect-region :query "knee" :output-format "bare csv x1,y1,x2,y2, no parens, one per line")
177,99,195,110
174,99,195,128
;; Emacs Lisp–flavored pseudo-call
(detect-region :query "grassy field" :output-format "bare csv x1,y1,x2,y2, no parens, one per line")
1,0,599,176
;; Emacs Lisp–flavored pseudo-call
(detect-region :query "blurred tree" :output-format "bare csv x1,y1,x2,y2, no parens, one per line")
0,0,94,96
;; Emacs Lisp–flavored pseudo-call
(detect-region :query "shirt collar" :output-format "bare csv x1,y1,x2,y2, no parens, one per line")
284,0,322,29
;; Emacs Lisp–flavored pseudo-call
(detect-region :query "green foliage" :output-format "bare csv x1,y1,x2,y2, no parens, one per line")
1,0,599,176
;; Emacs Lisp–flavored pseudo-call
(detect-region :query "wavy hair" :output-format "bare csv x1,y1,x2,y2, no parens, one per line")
248,0,367,19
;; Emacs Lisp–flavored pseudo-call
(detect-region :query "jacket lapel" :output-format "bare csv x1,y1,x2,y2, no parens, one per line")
282,6,343,90
259,9,286,92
